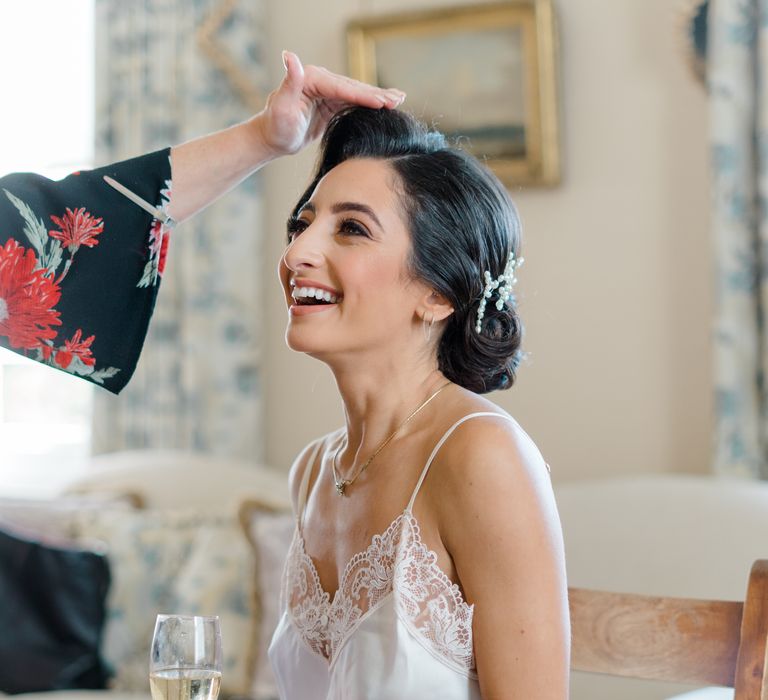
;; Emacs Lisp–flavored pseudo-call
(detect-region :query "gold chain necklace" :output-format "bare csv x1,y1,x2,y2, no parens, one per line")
331,381,451,497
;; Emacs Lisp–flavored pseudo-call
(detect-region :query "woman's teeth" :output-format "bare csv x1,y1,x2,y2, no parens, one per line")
292,286,341,304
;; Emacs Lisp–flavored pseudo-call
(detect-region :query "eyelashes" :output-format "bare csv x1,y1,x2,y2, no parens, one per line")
286,216,306,242
338,219,370,238
286,217,371,242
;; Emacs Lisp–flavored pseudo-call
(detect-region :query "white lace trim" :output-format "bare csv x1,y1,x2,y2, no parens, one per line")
283,511,476,675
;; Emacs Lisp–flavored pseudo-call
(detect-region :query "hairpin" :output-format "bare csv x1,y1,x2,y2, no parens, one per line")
475,253,523,333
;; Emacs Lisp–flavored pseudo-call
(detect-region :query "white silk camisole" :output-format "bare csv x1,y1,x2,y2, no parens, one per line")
268,412,514,700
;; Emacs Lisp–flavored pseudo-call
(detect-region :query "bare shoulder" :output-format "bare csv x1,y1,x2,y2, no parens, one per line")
287,429,343,515
434,393,549,491
428,396,558,555
424,393,570,695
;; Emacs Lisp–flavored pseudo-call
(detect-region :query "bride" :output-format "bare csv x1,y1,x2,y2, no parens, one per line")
269,106,570,699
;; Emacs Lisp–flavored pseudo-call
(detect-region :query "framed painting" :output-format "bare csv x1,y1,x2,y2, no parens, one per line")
347,0,561,187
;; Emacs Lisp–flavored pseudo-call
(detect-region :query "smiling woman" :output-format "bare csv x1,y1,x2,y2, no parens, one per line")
269,107,569,700
280,157,423,354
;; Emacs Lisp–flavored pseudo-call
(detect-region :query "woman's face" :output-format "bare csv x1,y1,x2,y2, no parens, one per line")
278,157,427,360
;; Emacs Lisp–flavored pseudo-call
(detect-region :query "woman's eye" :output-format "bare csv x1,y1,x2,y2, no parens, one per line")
339,219,370,238
286,217,309,242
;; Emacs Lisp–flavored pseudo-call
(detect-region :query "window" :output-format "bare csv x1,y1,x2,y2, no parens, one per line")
0,1,95,497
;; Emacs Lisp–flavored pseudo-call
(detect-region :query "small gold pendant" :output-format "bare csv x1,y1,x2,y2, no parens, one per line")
335,480,349,497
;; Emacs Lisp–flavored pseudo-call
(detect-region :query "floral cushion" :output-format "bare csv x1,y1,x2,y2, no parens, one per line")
70,509,256,697
0,494,137,539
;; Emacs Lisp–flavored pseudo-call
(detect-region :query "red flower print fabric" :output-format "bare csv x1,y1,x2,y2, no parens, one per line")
138,179,172,288
0,148,173,393
54,329,96,370
0,239,62,348
49,207,104,251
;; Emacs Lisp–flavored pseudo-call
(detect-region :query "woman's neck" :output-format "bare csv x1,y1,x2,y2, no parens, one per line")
330,356,448,467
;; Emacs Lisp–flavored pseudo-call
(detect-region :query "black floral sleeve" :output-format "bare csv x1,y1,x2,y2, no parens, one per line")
0,147,172,394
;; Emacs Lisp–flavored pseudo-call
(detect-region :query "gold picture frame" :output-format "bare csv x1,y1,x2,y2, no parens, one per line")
347,0,561,188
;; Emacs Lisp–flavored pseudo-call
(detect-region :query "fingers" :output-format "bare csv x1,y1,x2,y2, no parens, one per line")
259,51,406,159
279,50,305,100
302,62,405,109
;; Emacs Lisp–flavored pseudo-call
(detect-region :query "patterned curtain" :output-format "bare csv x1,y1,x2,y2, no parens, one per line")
91,0,265,460
709,0,768,478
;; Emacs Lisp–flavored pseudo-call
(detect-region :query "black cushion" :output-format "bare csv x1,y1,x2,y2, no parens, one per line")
0,524,111,693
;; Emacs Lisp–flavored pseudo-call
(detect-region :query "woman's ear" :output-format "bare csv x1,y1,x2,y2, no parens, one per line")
418,290,454,323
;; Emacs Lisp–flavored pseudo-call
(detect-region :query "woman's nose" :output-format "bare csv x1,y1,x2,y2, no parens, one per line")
283,224,325,272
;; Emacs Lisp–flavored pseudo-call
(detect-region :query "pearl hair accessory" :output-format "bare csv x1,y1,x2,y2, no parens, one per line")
475,253,523,334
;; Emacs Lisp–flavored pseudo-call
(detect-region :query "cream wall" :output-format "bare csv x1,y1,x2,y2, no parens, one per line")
261,0,712,481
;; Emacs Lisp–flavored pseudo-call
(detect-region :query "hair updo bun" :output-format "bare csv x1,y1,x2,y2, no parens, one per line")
293,107,524,394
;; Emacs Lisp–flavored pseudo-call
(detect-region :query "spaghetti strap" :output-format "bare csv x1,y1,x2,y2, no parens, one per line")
406,411,515,512
297,439,325,528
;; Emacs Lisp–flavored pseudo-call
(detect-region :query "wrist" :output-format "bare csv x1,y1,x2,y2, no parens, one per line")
241,112,283,167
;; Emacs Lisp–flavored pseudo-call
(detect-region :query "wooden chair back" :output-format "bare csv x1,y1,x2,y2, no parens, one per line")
569,559,768,699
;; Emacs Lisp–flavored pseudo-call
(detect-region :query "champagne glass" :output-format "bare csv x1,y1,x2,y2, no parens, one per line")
149,615,222,700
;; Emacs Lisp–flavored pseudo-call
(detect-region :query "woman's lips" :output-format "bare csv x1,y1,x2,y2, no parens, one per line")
288,279,343,316
289,302,338,316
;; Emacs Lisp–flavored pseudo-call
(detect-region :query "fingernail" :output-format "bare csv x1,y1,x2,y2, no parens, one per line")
282,50,289,71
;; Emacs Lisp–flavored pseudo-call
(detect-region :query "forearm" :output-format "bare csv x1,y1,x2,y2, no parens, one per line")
167,114,275,223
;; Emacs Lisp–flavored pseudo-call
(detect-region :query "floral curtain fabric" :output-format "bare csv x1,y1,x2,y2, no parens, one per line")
709,0,768,477
91,0,265,460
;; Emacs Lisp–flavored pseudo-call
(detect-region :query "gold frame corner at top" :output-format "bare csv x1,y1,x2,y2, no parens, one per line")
346,0,561,189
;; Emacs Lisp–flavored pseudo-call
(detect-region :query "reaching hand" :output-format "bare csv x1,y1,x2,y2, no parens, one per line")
168,52,404,222
255,51,406,158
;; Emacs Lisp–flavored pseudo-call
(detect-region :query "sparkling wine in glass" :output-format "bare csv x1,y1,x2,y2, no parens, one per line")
149,615,222,700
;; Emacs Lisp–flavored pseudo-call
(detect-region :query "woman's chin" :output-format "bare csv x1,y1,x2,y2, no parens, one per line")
284,327,330,355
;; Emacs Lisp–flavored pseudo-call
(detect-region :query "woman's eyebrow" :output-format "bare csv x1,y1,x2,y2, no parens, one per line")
297,202,316,216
